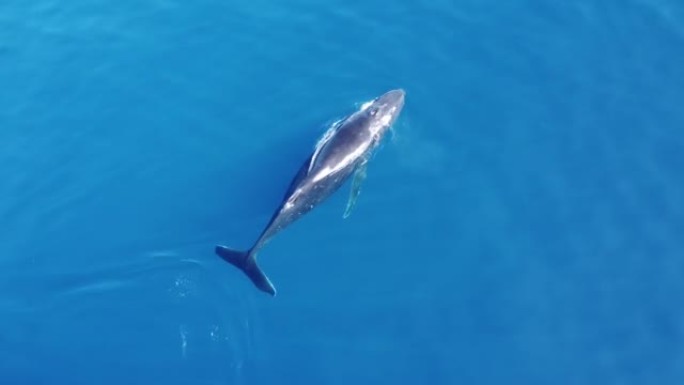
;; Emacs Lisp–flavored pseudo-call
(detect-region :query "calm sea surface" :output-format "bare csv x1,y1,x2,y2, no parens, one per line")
1,0,683,384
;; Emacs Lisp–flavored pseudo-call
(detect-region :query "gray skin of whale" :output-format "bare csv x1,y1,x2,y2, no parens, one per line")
215,89,405,296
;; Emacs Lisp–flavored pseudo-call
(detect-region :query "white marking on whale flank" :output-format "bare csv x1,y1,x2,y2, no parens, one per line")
312,141,366,183
309,121,340,173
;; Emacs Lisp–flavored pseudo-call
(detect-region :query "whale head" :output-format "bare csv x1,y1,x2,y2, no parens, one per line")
362,89,405,136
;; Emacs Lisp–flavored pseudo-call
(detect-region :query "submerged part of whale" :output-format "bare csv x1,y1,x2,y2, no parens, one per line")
216,89,406,296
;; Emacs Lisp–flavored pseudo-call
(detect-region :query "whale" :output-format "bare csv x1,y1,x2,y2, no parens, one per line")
215,89,406,296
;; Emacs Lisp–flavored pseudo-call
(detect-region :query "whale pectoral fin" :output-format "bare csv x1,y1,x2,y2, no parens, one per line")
343,161,368,219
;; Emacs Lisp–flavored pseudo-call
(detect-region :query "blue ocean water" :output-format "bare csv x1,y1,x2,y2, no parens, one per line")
1,0,684,383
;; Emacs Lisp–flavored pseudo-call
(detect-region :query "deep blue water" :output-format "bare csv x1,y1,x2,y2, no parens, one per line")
2,0,684,384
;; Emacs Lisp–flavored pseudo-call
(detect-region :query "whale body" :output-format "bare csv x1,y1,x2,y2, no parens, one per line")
216,89,406,296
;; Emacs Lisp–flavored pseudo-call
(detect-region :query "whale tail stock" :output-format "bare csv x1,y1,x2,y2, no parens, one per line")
215,245,276,296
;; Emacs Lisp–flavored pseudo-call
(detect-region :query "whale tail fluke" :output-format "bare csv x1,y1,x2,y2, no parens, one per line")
215,245,277,296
